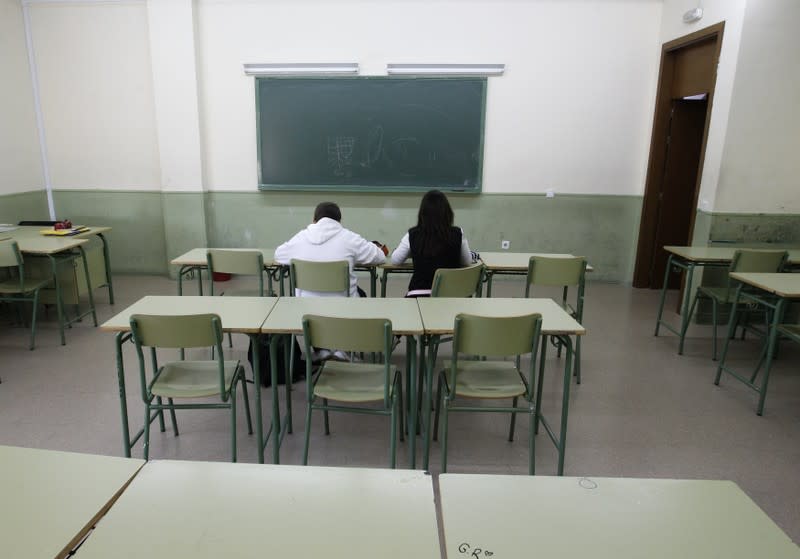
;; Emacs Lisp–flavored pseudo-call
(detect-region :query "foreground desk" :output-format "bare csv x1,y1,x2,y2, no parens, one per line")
0,445,143,559
101,296,278,462
75,461,440,558
716,273,800,415
655,246,800,354
439,474,799,558
479,251,594,297
261,297,424,466
417,298,586,474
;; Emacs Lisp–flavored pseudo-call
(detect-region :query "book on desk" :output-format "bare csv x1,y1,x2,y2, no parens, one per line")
40,226,90,236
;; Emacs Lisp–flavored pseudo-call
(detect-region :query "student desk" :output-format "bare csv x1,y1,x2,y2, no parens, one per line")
417,298,586,475
261,296,424,466
715,273,800,415
101,296,278,463
438,474,800,558
655,246,800,355
171,247,381,297
74,461,441,558
0,445,144,559
479,251,594,297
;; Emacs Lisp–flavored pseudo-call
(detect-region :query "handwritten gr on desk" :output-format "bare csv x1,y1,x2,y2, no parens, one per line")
458,542,494,557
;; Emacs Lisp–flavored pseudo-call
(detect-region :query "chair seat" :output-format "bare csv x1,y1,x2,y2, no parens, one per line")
443,360,526,399
777,324,800,342
0,276,51,294
152,360,240,398
314,362,393,403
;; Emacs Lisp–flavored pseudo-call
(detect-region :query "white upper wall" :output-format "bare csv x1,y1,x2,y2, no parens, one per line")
714,0,800,213
196,0,663,194
0,0,43,195
658,0,747,212
28,0,160,190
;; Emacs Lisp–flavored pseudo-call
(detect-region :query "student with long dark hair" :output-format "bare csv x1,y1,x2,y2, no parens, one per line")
390,189,472,297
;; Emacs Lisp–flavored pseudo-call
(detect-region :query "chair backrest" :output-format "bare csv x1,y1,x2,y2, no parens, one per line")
290,259,350,296
206,249,265,296
431,263,484,298
302,315,393,404
130,313,223,349
525,256,587,319
730,249,787,274
0,241,25,291
453,313,542,357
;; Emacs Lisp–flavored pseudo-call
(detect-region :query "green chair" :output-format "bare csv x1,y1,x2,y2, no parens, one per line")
207,249,267,348
431,263,485,297
433,313,542,474
301,315,404,468
525,256,587,383
686,249,787,360
289,259,350,296
0,240,51,350
129,313,253,461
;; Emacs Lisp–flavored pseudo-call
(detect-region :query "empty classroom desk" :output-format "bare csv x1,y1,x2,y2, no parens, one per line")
74,461,441,558
261,296,424,466
0,445,143,559
101,295,278,463
417,298,585,474
439,474,799,558
479,251,594,297
716,272,800,415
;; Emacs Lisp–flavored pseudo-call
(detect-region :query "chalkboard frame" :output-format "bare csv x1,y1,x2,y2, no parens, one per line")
255,76,487,193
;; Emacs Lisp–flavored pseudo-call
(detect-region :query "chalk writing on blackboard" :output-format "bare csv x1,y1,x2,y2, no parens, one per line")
327,136,355,177
458,542,494,557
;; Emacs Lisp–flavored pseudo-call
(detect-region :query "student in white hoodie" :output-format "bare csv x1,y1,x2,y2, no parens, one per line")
274,201,387,298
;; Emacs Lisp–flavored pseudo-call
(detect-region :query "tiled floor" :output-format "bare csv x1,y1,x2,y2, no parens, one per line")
1,274,798,543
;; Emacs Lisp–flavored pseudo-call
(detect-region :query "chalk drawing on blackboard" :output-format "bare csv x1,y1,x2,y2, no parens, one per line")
327,136,355,177
363,125,384,169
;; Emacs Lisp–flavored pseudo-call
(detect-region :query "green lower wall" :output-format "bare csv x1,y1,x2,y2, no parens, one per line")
44,190,644,281
0,190,49,223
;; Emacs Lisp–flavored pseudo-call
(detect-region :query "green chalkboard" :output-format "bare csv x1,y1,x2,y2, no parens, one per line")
256,77,486,192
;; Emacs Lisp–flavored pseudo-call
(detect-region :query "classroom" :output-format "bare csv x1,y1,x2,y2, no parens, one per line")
1,0,798,557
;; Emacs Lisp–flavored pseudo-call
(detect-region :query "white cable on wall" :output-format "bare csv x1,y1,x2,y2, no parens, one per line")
22,2,55,220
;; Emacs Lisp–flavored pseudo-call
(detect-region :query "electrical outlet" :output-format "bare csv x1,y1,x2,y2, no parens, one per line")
501,240,510,250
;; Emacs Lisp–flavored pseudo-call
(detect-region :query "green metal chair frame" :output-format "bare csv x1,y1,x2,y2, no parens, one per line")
301,315,404,468
433,312,542,474
289,259,351,296
525,256,587,383
431,263,485,298
686,249,788,360
0,240,51,350
129,313,253,462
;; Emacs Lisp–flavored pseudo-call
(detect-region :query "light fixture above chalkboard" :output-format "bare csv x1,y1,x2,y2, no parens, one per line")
243,63,359,76
386,63,505,76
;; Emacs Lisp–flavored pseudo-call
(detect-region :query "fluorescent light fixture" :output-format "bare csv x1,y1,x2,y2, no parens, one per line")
386,63,505,76
243,63,359,76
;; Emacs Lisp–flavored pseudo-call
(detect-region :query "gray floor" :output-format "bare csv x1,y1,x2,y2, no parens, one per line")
0,274,798,543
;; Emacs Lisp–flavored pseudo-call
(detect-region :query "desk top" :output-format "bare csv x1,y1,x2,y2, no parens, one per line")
479,251,595,272
0,445,144,559
418,297,585,335
171,247,276,267
730,273,800,298
75,461,441,559
262,296,424,335
439,474,799,559
101,295,278,333
665,245,800,264
5,225,110,255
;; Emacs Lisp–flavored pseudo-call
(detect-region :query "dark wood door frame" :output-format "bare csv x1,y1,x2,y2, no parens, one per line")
633,22,725,288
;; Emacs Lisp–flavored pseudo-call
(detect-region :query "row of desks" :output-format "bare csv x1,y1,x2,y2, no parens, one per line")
102,295,584,472
3,444,798,558
171,247,594,297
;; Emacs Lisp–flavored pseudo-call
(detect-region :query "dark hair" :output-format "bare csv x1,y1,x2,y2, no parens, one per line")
415,190,455,257
314,202,342,222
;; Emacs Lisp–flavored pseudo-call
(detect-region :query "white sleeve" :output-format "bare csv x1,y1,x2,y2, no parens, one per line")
460,229,472,266
352,233,386,265
390,233,411,265
273,234,299,264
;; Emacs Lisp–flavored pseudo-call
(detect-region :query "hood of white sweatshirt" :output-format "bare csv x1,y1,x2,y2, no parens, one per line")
304,217,343,245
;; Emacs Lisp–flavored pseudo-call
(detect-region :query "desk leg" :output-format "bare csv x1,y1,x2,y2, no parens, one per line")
677,263,696,355
555,335,574,476
654,255,674,336
486,271,494,298
197,265,204,295
380,269,389,298
249,333,265,464
47,254,67,345
407,335,419,469
370,268,377,297
96,233,114,304
756,298,786,416
269,334,284,464
78,246,98,326
115,332,133,457
422,334,439,471
715,284,743,387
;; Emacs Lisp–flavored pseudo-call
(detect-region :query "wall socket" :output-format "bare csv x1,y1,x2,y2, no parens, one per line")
501,240,510,250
